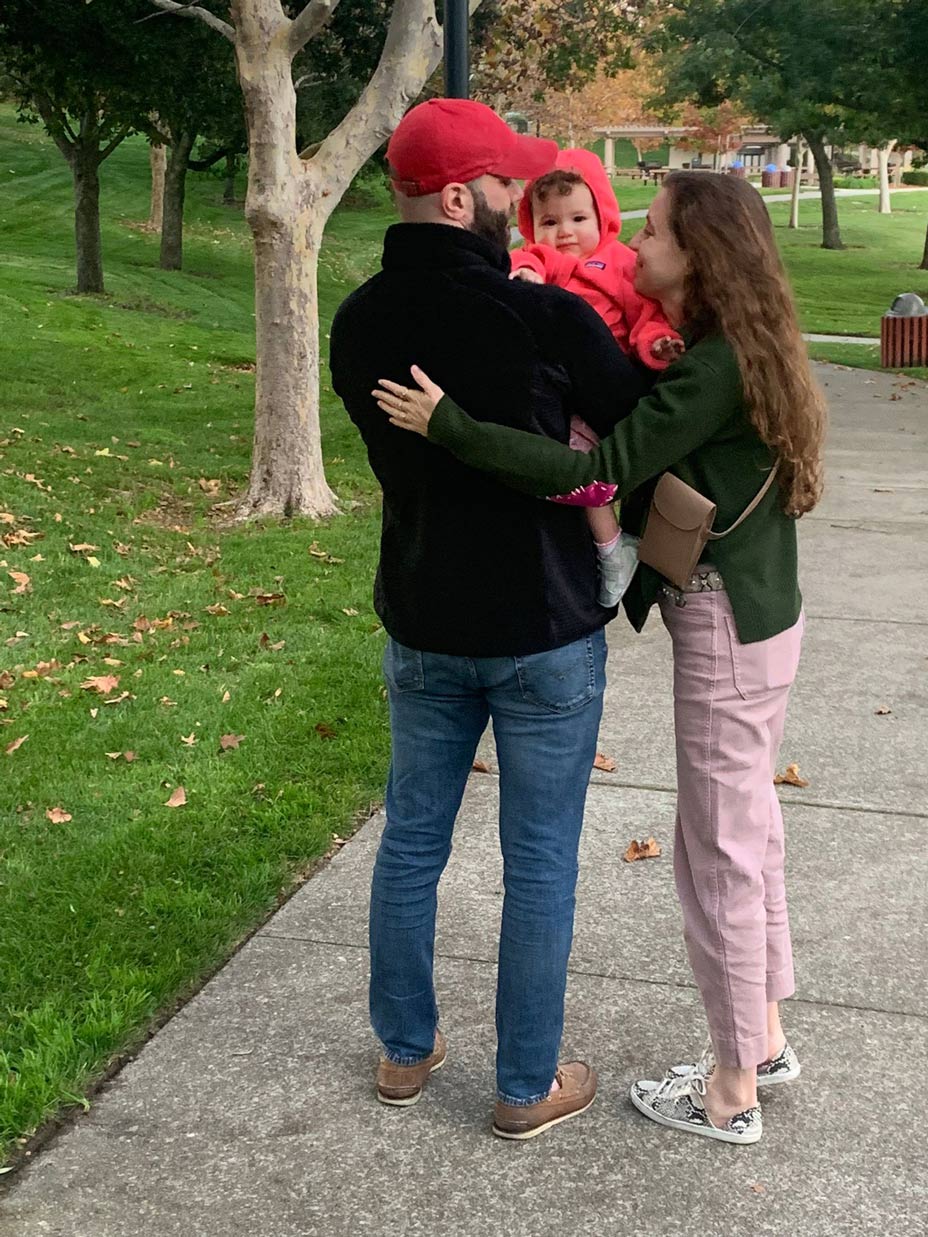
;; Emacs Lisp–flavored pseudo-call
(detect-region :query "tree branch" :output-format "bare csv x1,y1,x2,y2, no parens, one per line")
288,0,341,57
188,145,231,170
310,0,448,195
148,0,235,42
100,126,133,163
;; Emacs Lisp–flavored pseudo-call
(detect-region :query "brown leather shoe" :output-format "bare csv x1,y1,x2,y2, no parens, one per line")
492,1061,597,1140
376,1031,447,1106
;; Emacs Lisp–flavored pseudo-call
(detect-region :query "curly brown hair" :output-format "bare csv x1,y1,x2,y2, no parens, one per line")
664,171,827,516
529,168,586,206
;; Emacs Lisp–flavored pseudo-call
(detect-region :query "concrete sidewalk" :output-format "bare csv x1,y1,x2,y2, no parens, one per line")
2,365,926,1237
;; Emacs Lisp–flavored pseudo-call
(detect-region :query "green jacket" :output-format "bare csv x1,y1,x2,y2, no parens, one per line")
428,332,803,644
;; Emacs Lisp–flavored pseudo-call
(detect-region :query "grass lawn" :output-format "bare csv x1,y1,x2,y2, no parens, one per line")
1,107,925,1166
0,107,396,1162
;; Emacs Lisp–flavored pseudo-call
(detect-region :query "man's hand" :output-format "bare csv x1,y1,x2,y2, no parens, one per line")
651,335,686,363
509,267,544,284
373,365,445,438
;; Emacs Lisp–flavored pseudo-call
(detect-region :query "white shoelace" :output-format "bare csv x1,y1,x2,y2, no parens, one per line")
652,1068,708,1103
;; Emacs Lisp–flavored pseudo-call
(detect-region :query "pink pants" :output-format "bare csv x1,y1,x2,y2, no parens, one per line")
659,588,805,1068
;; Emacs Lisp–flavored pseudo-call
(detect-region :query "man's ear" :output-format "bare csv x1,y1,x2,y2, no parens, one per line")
439,181,472,225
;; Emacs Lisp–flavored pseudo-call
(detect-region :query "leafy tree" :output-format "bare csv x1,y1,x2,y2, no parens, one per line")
652,0,880,250
0,0,154,291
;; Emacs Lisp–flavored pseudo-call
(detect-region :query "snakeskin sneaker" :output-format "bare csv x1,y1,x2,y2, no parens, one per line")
650,1040,802,1090
629,1071,763,1145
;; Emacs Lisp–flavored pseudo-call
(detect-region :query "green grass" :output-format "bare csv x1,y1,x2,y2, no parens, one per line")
0,107,397,1161
767,193,928,337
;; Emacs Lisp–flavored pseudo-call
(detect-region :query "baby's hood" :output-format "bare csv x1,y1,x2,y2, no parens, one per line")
517,147,621,251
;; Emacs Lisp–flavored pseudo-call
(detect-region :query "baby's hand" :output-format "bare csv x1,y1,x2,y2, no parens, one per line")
651,335,686,363
509,267,545,284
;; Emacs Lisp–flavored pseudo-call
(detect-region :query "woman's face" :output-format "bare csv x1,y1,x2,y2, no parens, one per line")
628,189,689,305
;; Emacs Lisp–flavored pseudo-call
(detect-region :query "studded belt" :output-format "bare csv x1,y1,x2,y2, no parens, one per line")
659,567,725,606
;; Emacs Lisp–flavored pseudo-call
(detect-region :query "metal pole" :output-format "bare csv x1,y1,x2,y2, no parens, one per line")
444,0,470,99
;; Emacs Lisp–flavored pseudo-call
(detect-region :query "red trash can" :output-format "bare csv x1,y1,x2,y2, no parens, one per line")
881,294,928,368
761,170,778,188
779,169,793,188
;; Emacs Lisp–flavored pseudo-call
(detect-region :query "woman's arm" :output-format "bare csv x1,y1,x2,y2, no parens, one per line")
376,346,743,501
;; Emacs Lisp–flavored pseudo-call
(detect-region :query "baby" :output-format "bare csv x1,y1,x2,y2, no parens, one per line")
510,149,682,607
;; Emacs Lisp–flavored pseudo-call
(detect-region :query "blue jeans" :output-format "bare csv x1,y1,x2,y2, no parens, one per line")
370,629,607,1104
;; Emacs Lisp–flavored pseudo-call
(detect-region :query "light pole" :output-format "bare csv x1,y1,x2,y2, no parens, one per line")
444,0,470,99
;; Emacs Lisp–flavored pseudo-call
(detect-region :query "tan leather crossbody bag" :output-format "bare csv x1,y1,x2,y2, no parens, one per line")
638,463,780,590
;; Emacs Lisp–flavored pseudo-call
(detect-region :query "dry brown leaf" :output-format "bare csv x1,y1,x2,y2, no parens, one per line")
103,691,131,706
219,733,244,751
180,732,197,746
164,786,187,808
0,671,14,689
99,596,126,609
5,734,28,755
221,690,231,703
8,571,31,595
623,837,662,863
198,477,221,495
472,759,490,773
0,512,15,524
69,542,99,554
159,696,177,707
113,576,136,591
45,806,72,824
749,1183,766,1195
315,722,337,740
254,592,285,606
773,762,809,788
307,541,344,565
205,603,230,616
593,751,616,773
341,607,359,617
0,699,7,711
60,621,81,631
874,706,892,716
81,674,120,695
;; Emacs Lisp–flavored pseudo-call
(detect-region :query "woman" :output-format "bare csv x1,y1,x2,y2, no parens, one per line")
373,172,827,1146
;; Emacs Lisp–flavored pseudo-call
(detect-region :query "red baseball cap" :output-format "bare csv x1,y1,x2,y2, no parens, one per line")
387,99,558,197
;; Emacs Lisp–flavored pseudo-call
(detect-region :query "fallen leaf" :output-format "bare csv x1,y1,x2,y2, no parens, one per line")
69,542,99,554
86,556,101,569
773,763,809,788
204,604,230,616
113,576,136,591
159,696,177,707
180,732,197,746
198,477,221,495
99,596,127,609
623,837,662,863
164,786,187,808
593,751,616,773
472,759,490,773
103,691,131,705
341,607,359,617
8,570,31,595
45,806,72,824
307,541,344,565
0,699,7,711
0,671,15,689
315,722,337,740
874,706,893,716
5,734,28,755
0,513,15,524
89,707,98,718
219,733,244,751
60,621,81,631
81,674,120,695
749,1183,766,1195
221,690,231,703
124,750,137,762
254,592,285,606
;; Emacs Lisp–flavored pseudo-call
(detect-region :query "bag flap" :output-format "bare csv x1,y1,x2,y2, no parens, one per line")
651,473,717,531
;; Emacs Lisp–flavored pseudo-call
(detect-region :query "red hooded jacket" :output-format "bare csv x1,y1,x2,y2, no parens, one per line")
511,148,679,370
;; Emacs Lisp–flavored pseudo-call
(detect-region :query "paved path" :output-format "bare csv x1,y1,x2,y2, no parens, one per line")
619,184,928,221
1,365,926,1237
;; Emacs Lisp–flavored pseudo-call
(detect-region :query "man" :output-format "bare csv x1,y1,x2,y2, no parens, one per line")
329,98,648,1140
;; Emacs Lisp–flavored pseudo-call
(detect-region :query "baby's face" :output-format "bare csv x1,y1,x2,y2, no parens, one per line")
531,183,601,257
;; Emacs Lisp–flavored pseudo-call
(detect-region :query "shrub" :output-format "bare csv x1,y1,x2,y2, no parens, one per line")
902,170,928,187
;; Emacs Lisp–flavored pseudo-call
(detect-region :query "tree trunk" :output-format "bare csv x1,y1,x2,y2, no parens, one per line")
71,146,104,294
920,221,928,271
233,29,339,520
807,136,843,250
877,141,896,215
149,142,166,230
789,140,803,229
223,153,239,204
160,130,196,271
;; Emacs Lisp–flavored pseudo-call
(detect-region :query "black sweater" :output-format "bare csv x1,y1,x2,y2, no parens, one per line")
329,223,648,657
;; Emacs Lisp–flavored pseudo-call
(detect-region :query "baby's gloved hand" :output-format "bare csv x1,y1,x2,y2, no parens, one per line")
509,267,545,284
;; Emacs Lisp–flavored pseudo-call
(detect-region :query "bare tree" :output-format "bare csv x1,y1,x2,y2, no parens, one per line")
151,0,460,520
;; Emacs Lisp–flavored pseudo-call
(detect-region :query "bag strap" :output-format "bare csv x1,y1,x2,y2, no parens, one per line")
706,462,780,541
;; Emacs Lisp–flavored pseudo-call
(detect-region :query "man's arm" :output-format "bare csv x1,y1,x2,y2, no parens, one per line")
537,289,653,439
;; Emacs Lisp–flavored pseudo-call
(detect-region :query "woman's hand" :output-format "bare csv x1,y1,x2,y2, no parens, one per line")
373,365,445,437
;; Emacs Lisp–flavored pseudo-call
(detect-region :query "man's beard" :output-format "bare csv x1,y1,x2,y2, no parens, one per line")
468,187,511,252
